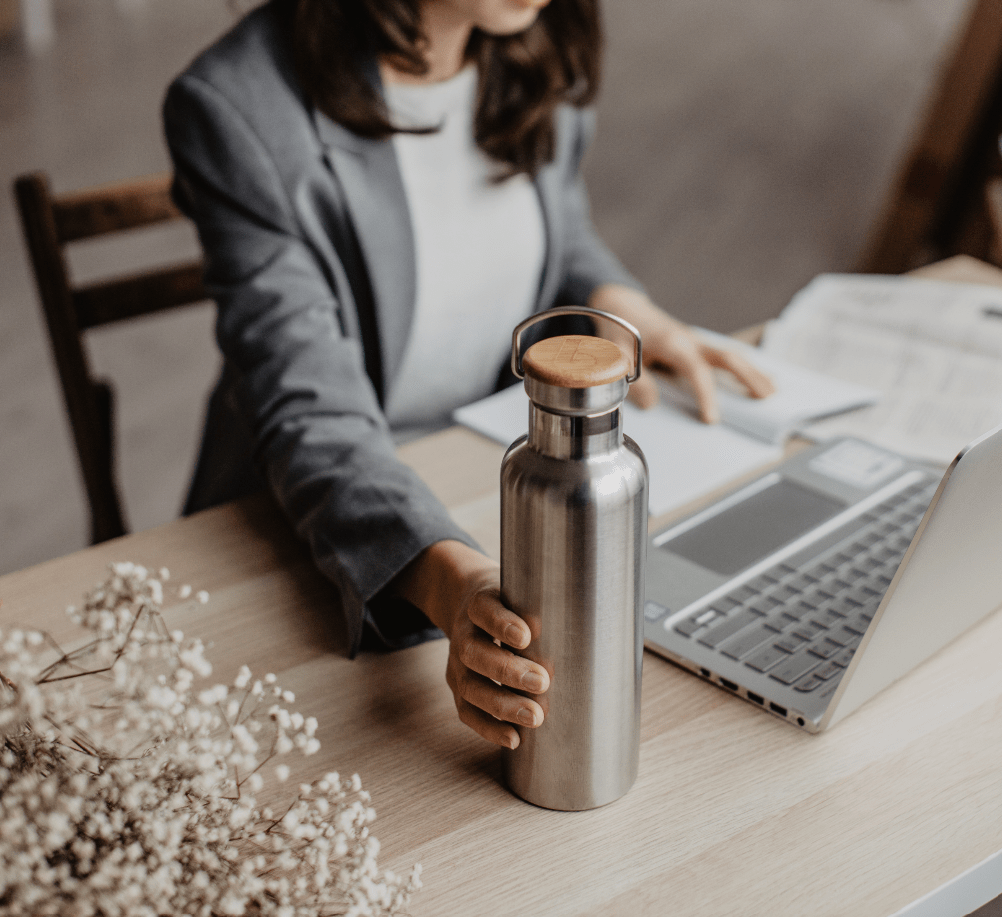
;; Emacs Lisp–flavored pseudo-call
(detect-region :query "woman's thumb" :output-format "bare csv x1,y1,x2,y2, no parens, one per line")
627,374,659,410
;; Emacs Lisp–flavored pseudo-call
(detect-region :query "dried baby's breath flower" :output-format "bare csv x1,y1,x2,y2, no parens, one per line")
0,563,420,916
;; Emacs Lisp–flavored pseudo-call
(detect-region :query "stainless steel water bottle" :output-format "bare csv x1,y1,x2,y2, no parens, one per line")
500,306,649,811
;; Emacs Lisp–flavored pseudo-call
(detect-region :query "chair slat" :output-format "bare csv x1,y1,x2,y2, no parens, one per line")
15,167,209,544
53,174,181,243
73,262,207,329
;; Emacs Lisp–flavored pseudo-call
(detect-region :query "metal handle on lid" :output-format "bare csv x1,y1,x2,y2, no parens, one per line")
511,306,642,383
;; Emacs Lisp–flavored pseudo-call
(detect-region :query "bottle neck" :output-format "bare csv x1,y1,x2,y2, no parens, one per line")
528,404,624,459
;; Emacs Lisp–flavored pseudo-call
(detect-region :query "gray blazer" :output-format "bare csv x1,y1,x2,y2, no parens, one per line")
162,0,641,654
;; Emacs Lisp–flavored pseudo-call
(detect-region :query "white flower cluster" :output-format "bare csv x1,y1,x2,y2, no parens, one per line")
0,562,420,917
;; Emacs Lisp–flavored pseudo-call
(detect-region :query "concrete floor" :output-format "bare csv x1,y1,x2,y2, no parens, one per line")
0,0,975,575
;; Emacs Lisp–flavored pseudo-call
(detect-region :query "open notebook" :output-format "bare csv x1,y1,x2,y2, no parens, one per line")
454,330,879,517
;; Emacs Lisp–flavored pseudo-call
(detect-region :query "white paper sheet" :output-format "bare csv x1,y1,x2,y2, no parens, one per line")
453,384,781,517
761,274,1002,465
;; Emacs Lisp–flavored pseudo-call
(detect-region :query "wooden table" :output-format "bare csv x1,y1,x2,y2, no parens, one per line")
4,257,1002,917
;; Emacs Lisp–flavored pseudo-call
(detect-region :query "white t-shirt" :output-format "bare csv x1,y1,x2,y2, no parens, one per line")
382,65,546,437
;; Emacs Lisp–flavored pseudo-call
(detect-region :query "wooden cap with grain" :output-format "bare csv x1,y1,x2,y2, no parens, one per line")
522,335,631,388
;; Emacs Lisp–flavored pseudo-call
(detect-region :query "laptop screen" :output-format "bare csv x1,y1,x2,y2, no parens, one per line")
659,477,846,576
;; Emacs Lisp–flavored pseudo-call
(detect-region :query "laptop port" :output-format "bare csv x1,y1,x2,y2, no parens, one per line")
700,668,711,678
719,678,739,692
747,691,764,705
769,702,788,717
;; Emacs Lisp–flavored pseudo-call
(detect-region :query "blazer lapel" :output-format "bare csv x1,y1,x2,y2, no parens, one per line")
314,107,416,402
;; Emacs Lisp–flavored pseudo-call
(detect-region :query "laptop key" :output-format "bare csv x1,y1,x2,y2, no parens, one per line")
698,610,759,648
847,585,879,608
821,628,851,648
720,622,778,660
787,573,818,591
748,596,780,615
762,612,788,633
810,608,845,630
829,626,859,646
644,601,669,622
745,644,790,673
792,623,824,642
814,660,842,680
821,573,854,594
711,597,741,615
840,611,868,635
873,545,898,563
796,589,828,610
674,608,717,637
769,649,821,685
746,574,777,592
770,584,799,603
673,617,704,637
782,601,813,623
793,675,823,692
774,633,806,654
830,595,862,617
808,639,841,660
833,646,858,668
728,584,757,604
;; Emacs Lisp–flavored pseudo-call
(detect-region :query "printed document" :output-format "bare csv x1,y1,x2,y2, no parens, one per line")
761,274,1002,465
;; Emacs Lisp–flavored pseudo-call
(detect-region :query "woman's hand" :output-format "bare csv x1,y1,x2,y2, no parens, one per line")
392,540,549,749
588,284,775,423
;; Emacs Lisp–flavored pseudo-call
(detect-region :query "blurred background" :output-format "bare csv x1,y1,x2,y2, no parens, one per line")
0,0,976,575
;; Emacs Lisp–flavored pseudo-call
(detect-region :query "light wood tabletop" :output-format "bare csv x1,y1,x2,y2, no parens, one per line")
3,256,1002,917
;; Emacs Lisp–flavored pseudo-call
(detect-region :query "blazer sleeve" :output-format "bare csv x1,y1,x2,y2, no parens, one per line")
163,73,478,655
553,107,646,309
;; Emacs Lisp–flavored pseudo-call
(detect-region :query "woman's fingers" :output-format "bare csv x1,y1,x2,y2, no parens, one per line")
642,323,777,423
458,627,549,694
466,586,531,649
704,346,776,398
626,374,659,410
667,341,721,423
446,579,550,748
446,656,543,749
462,669,544,727
456,697,522,749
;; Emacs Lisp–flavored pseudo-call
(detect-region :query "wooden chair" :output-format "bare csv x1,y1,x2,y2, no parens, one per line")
859,0,1002,273
14,171,207,544
986,176,1002,264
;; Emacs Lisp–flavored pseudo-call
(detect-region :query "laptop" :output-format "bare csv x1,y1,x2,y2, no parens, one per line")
643,423,1002,732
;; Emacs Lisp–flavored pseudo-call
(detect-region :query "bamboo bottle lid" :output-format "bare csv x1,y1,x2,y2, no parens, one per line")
522,335,631,388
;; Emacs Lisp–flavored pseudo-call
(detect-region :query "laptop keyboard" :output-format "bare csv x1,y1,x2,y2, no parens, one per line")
668,477,938,695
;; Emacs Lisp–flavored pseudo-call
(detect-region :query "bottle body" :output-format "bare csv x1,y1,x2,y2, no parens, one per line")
500,405,648,810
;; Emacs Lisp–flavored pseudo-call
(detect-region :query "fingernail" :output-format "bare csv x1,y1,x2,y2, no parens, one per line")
505,732,519,750
516,707,537,727
503,623,524,646
520,671,545,693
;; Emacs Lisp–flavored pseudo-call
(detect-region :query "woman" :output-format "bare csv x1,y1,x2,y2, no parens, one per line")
163,0,772,751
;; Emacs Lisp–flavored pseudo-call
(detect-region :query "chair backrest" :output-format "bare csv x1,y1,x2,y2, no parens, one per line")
986,176,1002,264
14,170,207,544
858,0,1002,273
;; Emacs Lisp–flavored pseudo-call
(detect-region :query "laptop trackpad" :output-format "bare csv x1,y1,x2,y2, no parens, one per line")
659,476,845,577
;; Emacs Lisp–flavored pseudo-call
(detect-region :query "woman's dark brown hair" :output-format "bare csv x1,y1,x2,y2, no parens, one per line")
288,0,602,177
